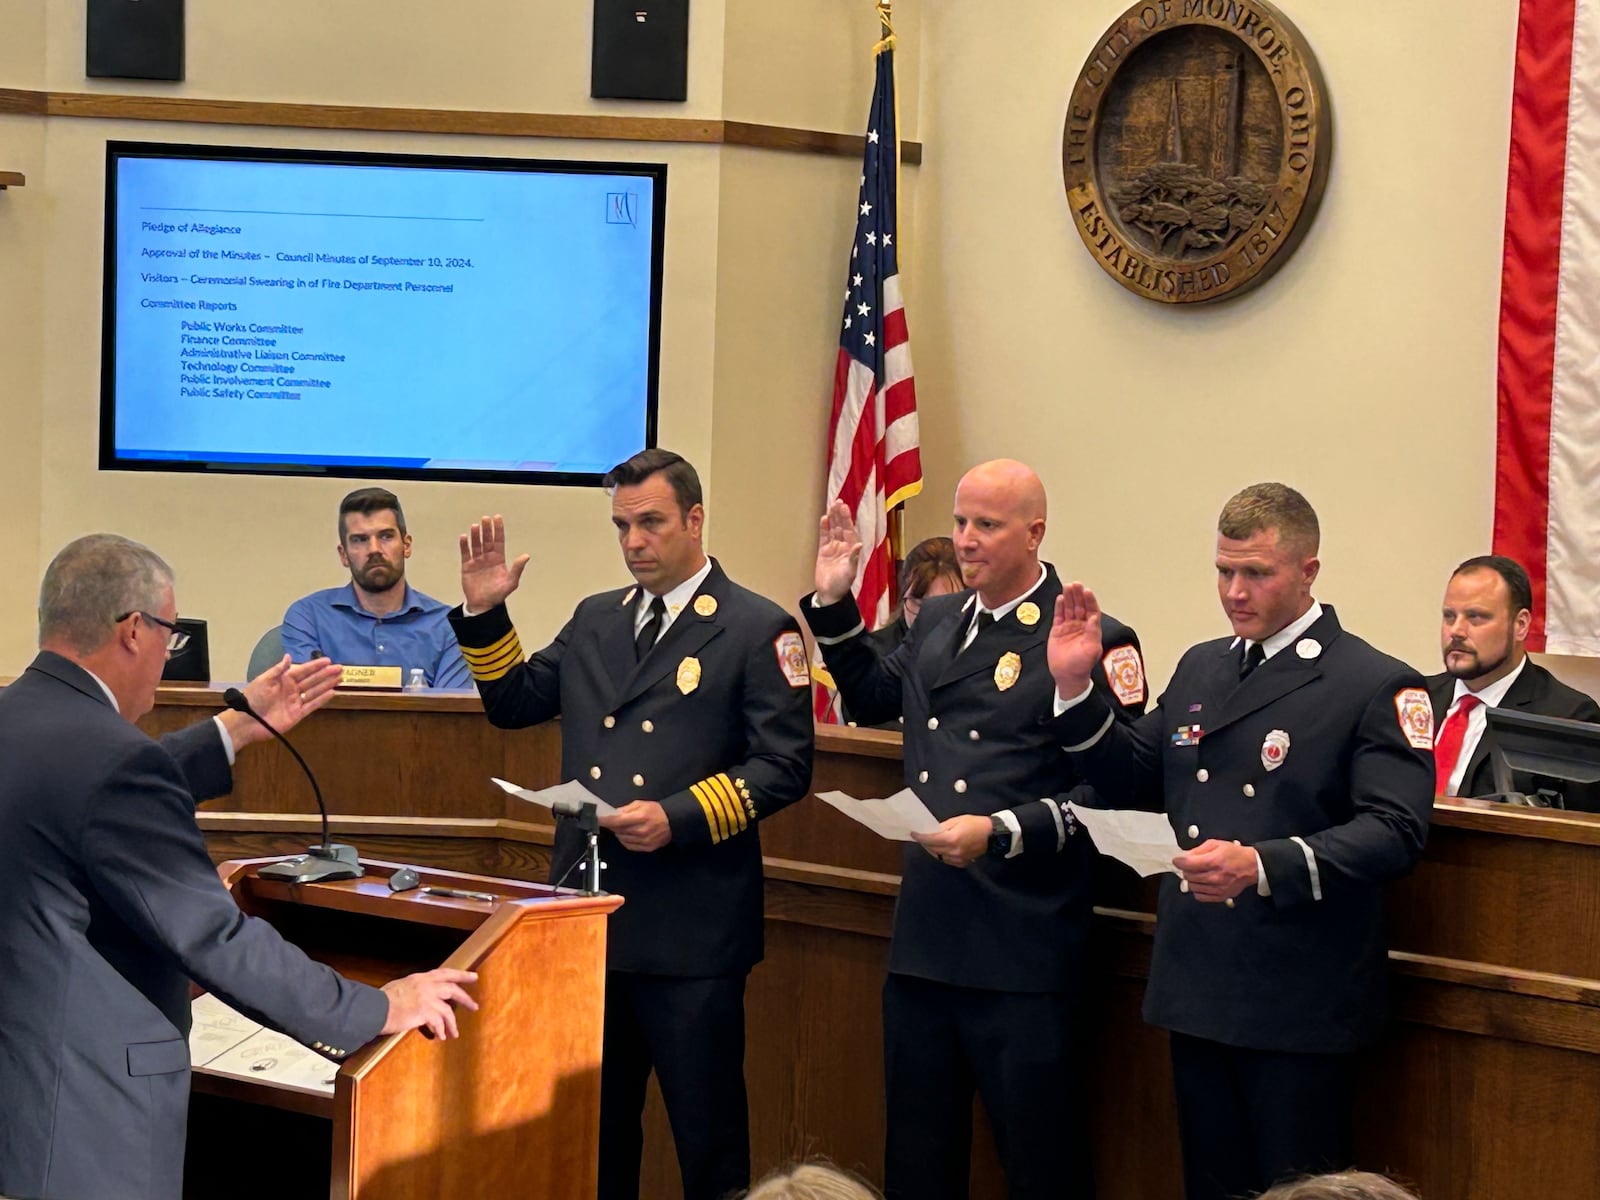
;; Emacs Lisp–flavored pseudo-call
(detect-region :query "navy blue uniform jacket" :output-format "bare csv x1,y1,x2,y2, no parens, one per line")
1056,606,1435,1053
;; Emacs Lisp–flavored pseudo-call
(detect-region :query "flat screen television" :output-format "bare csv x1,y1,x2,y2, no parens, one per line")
101,140,665,485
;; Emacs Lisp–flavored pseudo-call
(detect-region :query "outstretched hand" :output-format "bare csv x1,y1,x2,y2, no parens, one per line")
460,515,530,613
225,656,344,749
1048,584,1104,701
814,500,863,606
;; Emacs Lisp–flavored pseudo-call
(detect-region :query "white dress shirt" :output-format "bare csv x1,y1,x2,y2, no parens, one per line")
1438,655,1528,797
634,556,715,646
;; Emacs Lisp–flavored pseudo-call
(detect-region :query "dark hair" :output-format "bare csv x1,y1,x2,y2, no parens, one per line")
1217,482,1320,556
1452,554,1533,616
900,537,962,601
338,487,406,541
603,448,703,518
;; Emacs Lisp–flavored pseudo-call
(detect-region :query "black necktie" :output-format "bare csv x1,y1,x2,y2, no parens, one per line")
965,610,995,649
1239,641,1265,680
635,596,666,661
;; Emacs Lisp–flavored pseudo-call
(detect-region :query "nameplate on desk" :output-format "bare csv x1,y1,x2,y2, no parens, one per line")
339,665,403,689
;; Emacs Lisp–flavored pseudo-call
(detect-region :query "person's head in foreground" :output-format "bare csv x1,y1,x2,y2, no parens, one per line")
1256,1170,1421,1200
741,1162,882,1200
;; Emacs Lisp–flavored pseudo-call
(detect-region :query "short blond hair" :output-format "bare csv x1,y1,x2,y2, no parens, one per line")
742,1163,881,1200
1217,482,1320,557
1257,1171,1420,1200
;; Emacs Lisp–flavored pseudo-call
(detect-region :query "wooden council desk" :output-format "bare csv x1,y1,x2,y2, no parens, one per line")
133,684,1600,1200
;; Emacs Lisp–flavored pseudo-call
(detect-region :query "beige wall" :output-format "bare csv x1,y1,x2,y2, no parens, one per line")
908,0,1600,699
5,0,1597,699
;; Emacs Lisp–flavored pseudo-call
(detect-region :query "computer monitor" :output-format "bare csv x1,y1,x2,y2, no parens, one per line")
1483,707,1600,813
161,617,211,684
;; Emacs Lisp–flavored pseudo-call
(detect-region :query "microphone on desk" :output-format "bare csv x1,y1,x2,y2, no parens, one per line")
551,793,604,896
222,687,363,883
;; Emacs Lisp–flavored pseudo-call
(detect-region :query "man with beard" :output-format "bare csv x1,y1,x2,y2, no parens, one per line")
1429,554,1600,802
282,487,469,687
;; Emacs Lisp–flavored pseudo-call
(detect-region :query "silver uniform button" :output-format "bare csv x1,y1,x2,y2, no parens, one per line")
1196,768,1210,782
969,730,981,741
1243,783,1256,797
918,770,929,784
590,766,602,779
1187,824,1199,839
642,720,654,733
632,774,645,787
953,779,967,794
603,715,616,729
927,717,939,730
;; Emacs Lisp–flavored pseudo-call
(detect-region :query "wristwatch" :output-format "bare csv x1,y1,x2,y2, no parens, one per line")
986,813,1013,857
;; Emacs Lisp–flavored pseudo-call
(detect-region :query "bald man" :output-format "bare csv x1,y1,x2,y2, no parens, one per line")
804,460,1147,1200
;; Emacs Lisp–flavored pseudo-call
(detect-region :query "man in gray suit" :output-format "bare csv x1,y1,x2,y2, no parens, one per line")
0,534,478,1200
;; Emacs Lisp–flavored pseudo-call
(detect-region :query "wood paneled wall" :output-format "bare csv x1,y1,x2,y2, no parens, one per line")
136,686,1600,1199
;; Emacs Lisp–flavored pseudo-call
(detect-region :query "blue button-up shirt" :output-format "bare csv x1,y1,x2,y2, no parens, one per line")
281,583,471,689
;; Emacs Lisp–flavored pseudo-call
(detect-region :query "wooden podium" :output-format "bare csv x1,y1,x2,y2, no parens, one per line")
185,857,621,1200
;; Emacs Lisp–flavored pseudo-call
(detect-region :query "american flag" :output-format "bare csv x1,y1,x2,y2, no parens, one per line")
1494,0,1600,655
815,22,922,722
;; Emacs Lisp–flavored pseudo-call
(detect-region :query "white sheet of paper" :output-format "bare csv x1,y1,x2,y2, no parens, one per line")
188,992,262,1066
492,776,619,817
816,789,941,841
1067,803,1183,878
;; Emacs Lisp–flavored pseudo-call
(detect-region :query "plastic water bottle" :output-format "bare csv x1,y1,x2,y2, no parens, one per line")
405,668,426,692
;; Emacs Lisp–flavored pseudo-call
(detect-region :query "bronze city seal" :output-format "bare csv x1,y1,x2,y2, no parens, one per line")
1062,0,1329,303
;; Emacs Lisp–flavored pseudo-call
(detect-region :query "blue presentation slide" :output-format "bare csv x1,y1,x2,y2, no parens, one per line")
112,154,658,474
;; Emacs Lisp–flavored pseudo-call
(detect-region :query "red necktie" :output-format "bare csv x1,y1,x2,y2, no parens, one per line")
1433,693,1482,796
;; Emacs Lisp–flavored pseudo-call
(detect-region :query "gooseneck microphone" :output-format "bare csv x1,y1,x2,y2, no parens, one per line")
223,687,362,884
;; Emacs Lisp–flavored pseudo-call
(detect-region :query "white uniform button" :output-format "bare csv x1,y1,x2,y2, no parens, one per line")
953,779,968,794
918,770,929,784
632,773,645,787
641,720,654,733
1196,768,1210,783
1243,783,1256,798
589,766,602,779
603,715,616,729
969,730,981,741
927,717,940,730
1187,824,1199,839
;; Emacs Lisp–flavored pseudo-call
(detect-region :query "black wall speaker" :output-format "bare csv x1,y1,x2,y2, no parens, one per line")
87,0,185,82
592,0,689,102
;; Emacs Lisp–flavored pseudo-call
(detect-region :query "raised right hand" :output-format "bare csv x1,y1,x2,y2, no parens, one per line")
1048,583,1104,701
460,515,530,613
814,500,864,606
381,967,479,1040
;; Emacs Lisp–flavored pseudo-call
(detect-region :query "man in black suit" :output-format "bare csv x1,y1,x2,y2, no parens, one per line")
1430,554,1600,805
1047,483,1435,1200
449,448,813,1200
804,459,1148,1200
0,534,478,1200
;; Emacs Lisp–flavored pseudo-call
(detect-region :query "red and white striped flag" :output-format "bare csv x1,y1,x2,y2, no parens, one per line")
815,18,922,722
1495,0,1600,654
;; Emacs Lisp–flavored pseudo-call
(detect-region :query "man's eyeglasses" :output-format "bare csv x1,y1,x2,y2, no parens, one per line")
115,611,191,656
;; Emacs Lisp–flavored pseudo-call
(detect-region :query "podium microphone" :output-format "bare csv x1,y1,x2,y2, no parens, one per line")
223,687,362,883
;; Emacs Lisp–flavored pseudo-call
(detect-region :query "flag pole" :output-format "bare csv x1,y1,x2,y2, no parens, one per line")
876,0,905,604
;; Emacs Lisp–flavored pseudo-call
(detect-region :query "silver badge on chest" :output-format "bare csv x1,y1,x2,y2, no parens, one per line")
1261,729,1291,771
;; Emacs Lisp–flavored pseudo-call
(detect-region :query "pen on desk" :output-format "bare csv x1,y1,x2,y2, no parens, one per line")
419,886,499,903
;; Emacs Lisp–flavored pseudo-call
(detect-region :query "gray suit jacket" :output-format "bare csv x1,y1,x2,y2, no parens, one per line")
0,653,388,1200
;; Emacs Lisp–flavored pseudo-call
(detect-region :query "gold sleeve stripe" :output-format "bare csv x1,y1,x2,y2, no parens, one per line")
705,773,748,835
460,629,520,664
463,639,523,682
691,781,731,843
463,637,523,676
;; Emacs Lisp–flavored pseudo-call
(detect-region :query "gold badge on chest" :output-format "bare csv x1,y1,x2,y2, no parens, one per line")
677,656,702,695
994,651,1022,692
1017,601,1040,627
694,594,718,617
